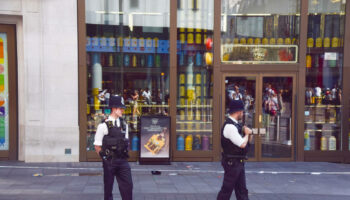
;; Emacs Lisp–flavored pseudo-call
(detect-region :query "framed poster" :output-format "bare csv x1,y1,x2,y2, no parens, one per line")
140,116,170,164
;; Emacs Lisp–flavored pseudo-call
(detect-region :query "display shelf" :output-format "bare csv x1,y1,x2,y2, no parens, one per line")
305,129,340,132
305,105,342,108
176,121,212,124
176,105,212,108
304,121,338,124
307,47,343,54
176,129,212,133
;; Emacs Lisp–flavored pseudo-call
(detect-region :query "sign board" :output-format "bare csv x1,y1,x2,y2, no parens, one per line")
140,116,170,164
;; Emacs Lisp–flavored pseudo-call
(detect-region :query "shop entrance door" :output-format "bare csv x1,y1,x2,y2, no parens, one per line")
223,73,296,161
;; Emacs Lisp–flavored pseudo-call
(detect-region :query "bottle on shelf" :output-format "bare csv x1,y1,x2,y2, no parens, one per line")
132,54,137,67
124,54,130,67
131,135,139,151
155,54,161,68
185,134,193,151
147,54,154,67
328,136,336,151
202,135,209,150
193,134,201,150
304,131,311,150
177,134,185,151
320,136,327,151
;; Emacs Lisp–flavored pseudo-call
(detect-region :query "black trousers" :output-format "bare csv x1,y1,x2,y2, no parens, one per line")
217,158,249,200
102,158,133,200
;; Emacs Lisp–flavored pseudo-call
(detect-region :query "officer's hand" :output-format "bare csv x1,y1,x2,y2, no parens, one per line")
95,145,102,155
243,126,252,135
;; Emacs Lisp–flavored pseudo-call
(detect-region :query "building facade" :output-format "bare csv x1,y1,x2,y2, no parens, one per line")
0,0,349,162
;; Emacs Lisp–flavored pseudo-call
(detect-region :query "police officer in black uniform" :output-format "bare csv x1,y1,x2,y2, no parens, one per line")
217,100,253,200
94,95,133,200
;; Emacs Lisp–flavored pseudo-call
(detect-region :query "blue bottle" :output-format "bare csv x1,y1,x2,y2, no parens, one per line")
147,54,154,67
124,54,130,67
177,135,185,151
131,135,139,151
179,51,185,66
195,52,202,66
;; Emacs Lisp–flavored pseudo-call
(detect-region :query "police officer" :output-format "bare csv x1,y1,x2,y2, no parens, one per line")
217,100,253,200
94,95,133,200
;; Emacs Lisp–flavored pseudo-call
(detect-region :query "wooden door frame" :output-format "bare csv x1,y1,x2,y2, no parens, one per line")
0,24,17,160
258,73,297,162
221,72,296,162
221,73,260,161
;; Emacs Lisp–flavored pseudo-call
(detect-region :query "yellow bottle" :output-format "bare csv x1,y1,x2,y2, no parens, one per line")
320,136,327,151
196,86,201,96
179,28,186,44
196,73,201,84
187,28,194,44
277,38,284,45
247,38,254,45
185,134,193,151
179,86,185,96
269,38,276,45
188,110,193,121
195,110,201,121
195,28,201,44
306,55,312,68
254,38,261,45
285,38,291,45
331,37,339,48
307,38,314,48
179,110,185,121
233,38,239,44
179,73,185,84
262,38,268,45
323,37,330,48
315,37,322,48
240,38,246,44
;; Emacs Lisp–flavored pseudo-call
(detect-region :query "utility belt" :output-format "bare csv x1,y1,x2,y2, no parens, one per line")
222,153,247,164
100,138,129,160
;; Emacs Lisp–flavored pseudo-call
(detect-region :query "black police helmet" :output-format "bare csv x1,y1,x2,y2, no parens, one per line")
109,95,126,109
228,100,244,114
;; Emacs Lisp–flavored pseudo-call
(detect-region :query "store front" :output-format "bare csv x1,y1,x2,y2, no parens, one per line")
0,24,18,160
78,0,350,162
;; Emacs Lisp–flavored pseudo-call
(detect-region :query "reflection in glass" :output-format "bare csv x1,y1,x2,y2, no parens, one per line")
176,0,214,151
221,0,300,63
225,77,256,158
304,0,345,151
261,77,293,158
85,0,170,152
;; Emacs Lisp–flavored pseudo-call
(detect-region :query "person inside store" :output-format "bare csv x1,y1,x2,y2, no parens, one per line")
94,95,133,200
217,100,253,200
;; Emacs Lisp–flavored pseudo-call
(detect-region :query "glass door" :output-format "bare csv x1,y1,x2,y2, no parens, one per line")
223,74,295,161
224,74,259,161
259,75,295,161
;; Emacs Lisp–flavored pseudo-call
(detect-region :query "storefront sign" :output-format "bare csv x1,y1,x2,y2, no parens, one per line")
140,116,170,163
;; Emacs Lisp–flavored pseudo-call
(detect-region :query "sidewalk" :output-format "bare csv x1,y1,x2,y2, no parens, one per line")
0,161,350,200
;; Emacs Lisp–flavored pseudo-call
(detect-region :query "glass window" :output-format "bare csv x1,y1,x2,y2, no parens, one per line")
221,0,300,64
176,0,214,151
0,34,9,150
304,0,345,151
85,0,170,152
